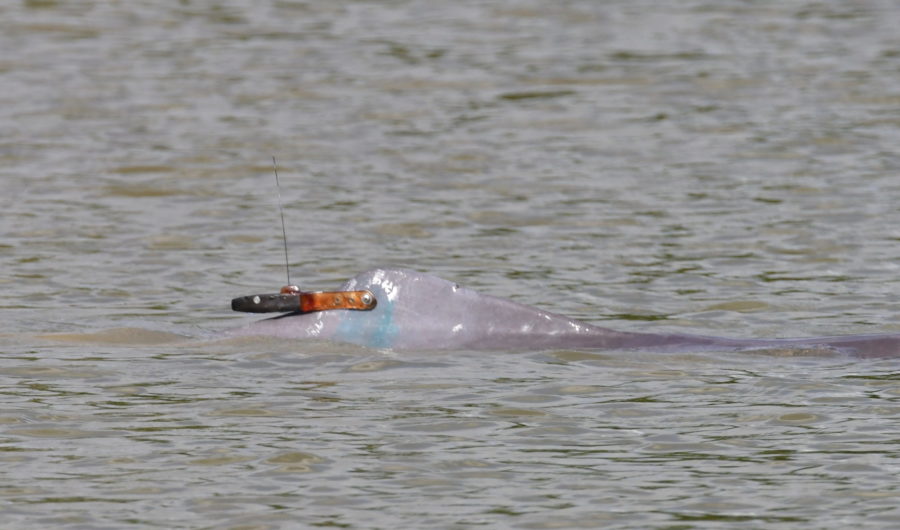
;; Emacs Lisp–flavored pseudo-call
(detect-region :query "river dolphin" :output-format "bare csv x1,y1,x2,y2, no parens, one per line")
228,268,900,357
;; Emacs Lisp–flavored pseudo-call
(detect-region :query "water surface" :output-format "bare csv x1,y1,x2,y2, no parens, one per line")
2,1,899,528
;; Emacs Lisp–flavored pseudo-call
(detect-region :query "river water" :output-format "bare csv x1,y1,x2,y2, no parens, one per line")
2,1,900,528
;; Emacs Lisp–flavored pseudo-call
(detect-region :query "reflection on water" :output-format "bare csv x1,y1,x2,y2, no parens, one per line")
2,0,900,528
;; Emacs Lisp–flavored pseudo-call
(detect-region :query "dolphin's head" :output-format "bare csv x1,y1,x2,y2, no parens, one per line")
230,268,608,350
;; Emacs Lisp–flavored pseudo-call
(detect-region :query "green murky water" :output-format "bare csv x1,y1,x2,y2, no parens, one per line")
2,1,900,528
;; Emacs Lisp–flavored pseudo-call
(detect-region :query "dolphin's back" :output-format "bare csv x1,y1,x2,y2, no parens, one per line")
228,268,900,357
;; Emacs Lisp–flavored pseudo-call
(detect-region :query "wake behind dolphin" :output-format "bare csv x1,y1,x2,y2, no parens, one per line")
228,268,900,357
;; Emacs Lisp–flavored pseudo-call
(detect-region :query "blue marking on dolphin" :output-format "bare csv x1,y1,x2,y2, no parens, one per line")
227,268,900,357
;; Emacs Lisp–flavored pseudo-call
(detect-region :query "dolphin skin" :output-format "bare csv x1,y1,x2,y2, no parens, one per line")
228,268,900,357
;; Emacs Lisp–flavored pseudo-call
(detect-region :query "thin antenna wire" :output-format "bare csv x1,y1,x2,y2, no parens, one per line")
272,156,291,287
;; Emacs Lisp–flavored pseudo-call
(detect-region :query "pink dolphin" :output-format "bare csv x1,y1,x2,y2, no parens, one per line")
228,268,900,357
